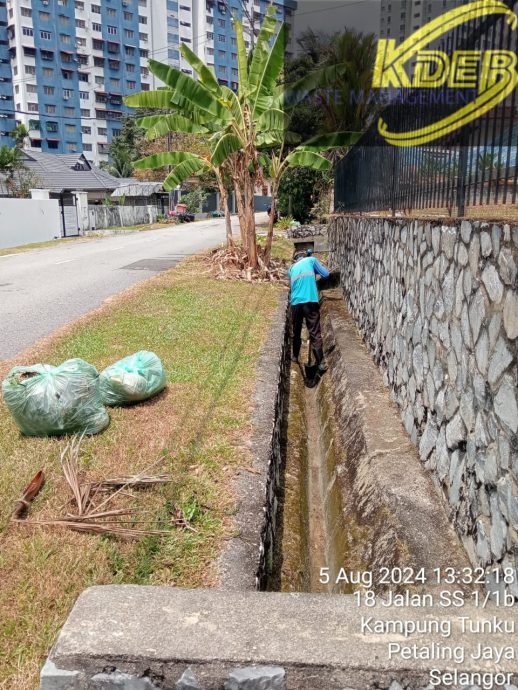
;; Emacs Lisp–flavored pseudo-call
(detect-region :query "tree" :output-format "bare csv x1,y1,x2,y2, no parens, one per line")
102,116,145,178
11,124,29,149
125,7,357,267
277,167,326,223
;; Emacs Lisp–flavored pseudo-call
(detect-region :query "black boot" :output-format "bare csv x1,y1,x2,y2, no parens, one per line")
313,348,328,373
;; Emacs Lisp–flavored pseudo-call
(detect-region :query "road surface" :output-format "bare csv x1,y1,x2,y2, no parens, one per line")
0,214,263,360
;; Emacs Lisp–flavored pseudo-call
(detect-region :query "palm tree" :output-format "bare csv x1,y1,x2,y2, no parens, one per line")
125,6,356,268
0,146,24,195
12,124,29,149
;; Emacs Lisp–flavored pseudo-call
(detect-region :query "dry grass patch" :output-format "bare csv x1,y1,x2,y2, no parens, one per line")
0,255,286,690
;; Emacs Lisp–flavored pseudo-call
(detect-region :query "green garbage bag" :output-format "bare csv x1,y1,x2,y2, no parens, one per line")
2,358,109,437
99,351,166,406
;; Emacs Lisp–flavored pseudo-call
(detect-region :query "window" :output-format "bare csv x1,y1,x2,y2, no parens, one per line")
231,67,238,77
80,108,90,117
207,31,214,39
81,126,91,134
44,85,55,95
75,1,85,9
231,52,237,60
231,37,236,45
168,49,180,60
21,7,32,17
98,127,107,135
42,67,53,77
28,102,38,112
46,104,56,113
59,15,69,25
65,124,76,134
60,34,71,43
124,11,133,20
63,89,73,99
107,26,117,35
180,5,190,9
218,49,225,57
67,143,77,153
180,20,191,26
76,19,85,28
46,121,58,132
79,91,89,99
139,32,148,41
92,22,102,31
139,15,147,23
107,7,116,16
127,80,136,89
25,65,36,75
206,47,214,55
125,46,135,56
206,16,213,23
218,18,225,26
95,75,104,85
218,34,225,42
22,26,34,37
110,77,120,86
29,120,41,131
141,83,150,91
127,63,135,72
77,37,87,47
94,56,104,66
93,39,103,50
125,29,134,38
91,4,101,13
64,106,75,116
27,84,37,93
83,143,92,151
47,140,59,149
140,66,148,76
180,36,191,42
140,48,149,58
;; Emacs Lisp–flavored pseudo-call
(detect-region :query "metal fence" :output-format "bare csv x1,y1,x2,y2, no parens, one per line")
335,1,518,216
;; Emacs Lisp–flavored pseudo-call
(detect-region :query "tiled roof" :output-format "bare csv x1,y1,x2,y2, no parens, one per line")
19,150,121,193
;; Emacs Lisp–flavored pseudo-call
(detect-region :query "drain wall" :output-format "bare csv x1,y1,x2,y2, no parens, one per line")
328,216,518,587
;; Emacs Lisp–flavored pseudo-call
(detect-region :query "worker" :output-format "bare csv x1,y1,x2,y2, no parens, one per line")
289,248,330,372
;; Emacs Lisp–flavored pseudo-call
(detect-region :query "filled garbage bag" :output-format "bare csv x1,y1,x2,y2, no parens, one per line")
99,351,166,406
2,358,109,437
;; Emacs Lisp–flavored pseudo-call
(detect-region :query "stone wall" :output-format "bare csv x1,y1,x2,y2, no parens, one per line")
328,216,518,584
285,223,327,239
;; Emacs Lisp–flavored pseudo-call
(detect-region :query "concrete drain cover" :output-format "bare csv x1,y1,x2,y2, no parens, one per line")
122,257,183,271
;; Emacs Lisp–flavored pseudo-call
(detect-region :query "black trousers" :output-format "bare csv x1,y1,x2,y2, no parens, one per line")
291,302,323,358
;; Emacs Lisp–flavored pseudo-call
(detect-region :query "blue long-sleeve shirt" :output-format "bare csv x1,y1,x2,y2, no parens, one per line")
288,256,330,305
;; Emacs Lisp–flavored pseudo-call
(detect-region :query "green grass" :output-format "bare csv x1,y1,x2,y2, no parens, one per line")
0,256,285,690
0,236,88,257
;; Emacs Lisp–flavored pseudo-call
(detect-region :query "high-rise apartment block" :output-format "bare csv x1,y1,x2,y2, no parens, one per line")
380,0,461,42
0,0,296,165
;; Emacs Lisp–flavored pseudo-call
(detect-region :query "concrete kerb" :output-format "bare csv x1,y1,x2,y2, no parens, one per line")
217,292,290,591
43,586,518,689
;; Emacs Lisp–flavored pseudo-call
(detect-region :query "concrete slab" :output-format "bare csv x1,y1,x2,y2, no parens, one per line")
47,586,518,690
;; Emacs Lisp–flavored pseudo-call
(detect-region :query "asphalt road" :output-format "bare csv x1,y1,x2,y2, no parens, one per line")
0,214,264,360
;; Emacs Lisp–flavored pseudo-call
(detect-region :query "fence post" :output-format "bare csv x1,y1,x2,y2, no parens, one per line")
456,134,469,217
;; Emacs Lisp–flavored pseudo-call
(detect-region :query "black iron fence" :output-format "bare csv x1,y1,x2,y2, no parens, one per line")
335,1,518,215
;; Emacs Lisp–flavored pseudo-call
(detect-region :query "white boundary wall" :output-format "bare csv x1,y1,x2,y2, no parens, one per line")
0,198,61,250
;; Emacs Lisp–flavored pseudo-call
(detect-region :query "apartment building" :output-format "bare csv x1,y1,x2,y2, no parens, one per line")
380,0,461,42
0,0,296,162
149,0,296,91
4,0,152,164
0,0,14,144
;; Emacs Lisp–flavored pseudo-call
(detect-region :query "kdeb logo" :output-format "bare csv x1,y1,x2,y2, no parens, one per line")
373,0,518,146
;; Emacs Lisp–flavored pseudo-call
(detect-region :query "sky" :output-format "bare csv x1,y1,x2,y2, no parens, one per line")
292,0,381,50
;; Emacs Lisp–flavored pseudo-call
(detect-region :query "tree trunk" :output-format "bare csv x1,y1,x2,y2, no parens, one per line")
216,174,233,247
264,183,278,264
243,172,258,268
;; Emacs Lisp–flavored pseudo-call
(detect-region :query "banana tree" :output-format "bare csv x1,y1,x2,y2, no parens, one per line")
125,5,356,267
